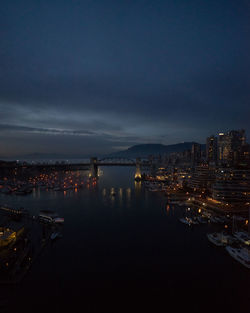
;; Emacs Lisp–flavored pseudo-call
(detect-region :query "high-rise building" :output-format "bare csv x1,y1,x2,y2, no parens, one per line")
217,130,246,165
191,143,201,166
239,143,250,166
206,135,217,164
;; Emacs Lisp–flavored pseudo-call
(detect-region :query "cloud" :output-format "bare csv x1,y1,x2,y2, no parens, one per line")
0,123,95,136
0,0,249,157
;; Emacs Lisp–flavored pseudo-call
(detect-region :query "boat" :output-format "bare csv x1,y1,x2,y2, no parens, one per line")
148,188,159,192
50,232,62,240
197,216,208,224
53,217,64,224
207,232,236,247
1,187,12,194
201,210,212,218
168,200,180,204
233,232,250,246
191,217,199,225
225,246,250,269
179,217,192,226
232,215,246,222
177,202,186,207
39,214,54,223
53,187,62,191
39,210,64,224
210,216,225,224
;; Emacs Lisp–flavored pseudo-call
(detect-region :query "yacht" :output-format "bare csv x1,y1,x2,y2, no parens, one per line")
210,216,225,224
197,216,208,224
207,232,235,247
225,246,250,269
179,217,191,225
53,217,64,224
51,232,62,240
179,216,199,225
233,232,250,246
39,213,54,223
169,200,181,204
39,210,64,224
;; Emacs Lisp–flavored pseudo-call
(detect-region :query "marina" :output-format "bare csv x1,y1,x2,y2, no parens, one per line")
0,166,249,312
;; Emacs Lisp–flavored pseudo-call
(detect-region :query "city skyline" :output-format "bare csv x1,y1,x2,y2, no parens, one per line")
0,0,249,157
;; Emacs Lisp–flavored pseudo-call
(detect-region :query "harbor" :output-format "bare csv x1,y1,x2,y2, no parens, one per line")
0,204,64,285
0,166,249,312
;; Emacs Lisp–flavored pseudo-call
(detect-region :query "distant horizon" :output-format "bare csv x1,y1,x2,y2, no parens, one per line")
1,128,249,160
0,140,212,160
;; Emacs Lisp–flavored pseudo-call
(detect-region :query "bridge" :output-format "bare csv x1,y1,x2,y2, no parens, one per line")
1,157,149,179
96,157,136,166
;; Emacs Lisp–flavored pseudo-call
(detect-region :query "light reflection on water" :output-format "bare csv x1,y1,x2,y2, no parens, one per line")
0,166,248,312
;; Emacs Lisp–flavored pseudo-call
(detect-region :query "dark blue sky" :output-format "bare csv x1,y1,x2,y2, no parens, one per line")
0,0,249,157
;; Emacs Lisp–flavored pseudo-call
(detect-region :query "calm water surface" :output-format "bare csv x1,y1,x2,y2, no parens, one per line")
0,167,249,313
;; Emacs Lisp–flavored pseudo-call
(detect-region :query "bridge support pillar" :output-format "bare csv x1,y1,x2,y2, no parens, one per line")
90,157,98,178
134,157,142,181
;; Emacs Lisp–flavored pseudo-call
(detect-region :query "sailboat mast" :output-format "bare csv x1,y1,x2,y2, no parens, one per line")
248,207,250,234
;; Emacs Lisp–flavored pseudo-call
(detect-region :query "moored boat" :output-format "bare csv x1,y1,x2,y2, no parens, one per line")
53,217,64,224
179,217,191,225
233,231,250,246
197,216,208,224
51,232,62,240
210,216,226,224
225,246,250,269
39,210,64,224
207,232,235,247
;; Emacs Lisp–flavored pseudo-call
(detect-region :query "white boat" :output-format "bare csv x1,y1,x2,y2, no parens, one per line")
225,246,250,269
179,217,191,226
233,232,250,246
39,210,64,224
210,216,225,224
51,232,62,240
39,214,54,223
207,232,235,247
53,217,64,224
177,203,186,207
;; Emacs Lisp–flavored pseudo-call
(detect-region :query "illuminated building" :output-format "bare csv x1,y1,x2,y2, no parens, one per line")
239,143,250,167
206,135,217,164
212,168,250,204
191,143,201,166
188,164,215,192
218,130,246,165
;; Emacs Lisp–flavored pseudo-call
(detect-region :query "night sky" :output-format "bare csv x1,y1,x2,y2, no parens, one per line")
0,0,249,158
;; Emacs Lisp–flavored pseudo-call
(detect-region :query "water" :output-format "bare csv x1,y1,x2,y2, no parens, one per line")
0,167,249,313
